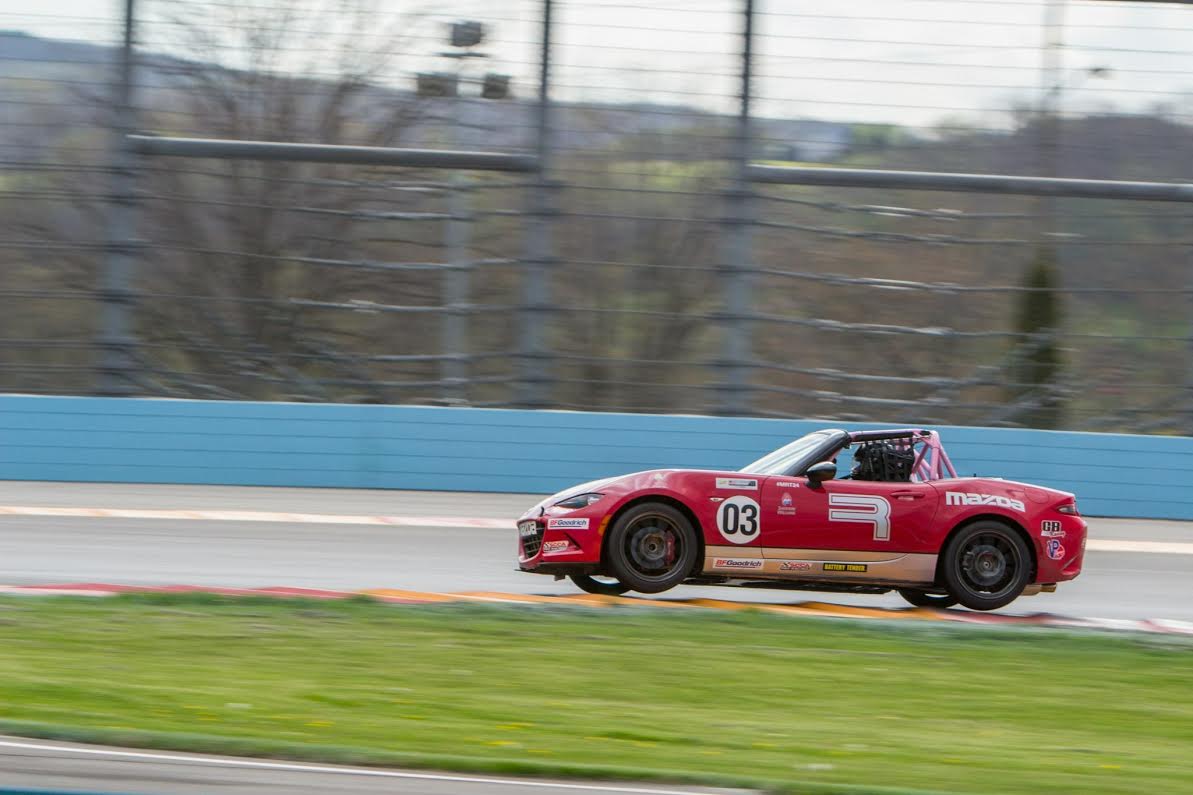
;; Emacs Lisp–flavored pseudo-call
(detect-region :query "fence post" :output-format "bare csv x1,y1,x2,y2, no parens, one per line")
1188,243,1193,436
717,0,756,416
517,0,556,408
97,0,141,396
442,186,471,404
442,94,471,404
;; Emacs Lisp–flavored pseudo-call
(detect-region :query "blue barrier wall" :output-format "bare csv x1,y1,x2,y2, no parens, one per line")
1,395,1191,519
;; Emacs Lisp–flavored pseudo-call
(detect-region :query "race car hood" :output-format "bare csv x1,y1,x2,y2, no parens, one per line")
524,474,628,515
524,470,677,516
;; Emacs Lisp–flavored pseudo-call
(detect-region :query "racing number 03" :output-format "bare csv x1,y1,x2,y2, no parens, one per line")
717,495,760,544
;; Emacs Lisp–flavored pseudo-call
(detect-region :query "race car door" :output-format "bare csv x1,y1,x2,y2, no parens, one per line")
759,476,939,555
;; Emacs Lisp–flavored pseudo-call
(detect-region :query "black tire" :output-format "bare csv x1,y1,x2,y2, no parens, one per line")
604,502,699,594
941,520,1033,611
569,574,630,596
897,589,958,609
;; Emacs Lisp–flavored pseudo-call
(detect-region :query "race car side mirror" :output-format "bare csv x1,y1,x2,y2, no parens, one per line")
806,461,837,488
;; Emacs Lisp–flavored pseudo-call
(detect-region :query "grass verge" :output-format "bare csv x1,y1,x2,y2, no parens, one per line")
0,593,1190,795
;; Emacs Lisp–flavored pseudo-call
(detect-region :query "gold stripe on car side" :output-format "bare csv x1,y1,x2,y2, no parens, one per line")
702,547,937,583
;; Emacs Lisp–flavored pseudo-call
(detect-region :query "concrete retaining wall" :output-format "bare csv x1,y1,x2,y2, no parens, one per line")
1,395,1190,519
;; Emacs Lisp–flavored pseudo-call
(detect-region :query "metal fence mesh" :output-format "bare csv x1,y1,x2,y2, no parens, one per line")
1,0,1191,432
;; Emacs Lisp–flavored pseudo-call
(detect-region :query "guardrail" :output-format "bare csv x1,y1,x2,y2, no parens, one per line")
1,395,1190,519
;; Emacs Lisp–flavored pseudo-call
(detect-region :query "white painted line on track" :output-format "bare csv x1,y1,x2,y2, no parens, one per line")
0,739,719,795
0,505,511,529
1086,540,1193,555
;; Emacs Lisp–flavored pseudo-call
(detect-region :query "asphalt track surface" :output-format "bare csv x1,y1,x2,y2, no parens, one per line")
0,481,1191,620
0,482,1191,793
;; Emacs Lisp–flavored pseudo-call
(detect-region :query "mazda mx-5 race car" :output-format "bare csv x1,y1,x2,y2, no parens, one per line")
517,428,1086,611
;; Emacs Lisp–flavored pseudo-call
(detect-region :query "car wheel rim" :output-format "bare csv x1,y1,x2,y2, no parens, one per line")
959,533,1019,596
623,515,682,580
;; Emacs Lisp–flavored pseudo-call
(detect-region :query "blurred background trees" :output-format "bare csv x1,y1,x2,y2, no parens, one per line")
2,1,1190,432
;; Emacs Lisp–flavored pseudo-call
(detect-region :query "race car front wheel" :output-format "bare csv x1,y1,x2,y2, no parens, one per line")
941,520,1033,611
569,575,630,596
605,502,699,594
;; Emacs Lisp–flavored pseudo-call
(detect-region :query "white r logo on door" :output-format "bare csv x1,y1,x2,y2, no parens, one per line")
828,493,891,541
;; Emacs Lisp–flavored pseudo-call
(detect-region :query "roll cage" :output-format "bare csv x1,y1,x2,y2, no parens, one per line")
843,428,958,482
744,428,957,482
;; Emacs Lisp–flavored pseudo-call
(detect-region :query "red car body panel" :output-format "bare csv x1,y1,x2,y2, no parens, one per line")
517,430,1087,595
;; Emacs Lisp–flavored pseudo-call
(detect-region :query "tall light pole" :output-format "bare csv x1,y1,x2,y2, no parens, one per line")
98,0,141,396
416,22,511,405
1038,0,1065,225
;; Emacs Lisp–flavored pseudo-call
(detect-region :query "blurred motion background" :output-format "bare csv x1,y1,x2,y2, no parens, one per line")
2,0,1191,433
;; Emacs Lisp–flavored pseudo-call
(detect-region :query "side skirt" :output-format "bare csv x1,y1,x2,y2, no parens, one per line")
702,546,938,586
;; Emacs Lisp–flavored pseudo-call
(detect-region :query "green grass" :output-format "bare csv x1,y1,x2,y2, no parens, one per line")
0,594,1190,795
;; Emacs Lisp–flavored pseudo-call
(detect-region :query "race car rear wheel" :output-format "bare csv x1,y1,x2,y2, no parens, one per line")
942,520,1032,611
569,574,631,596
605,502,699,594
897,589,958,609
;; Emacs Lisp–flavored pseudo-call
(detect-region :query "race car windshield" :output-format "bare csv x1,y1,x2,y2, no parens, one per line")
740,430,846,476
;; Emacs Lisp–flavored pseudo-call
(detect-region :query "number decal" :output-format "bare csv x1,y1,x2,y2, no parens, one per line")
717,495,761,545
828,493,891,541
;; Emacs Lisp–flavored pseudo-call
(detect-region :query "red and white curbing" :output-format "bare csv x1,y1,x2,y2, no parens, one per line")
1,582,1191,636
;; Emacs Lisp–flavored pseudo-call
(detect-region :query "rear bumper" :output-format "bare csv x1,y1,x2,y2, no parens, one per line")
1034,516,1087,583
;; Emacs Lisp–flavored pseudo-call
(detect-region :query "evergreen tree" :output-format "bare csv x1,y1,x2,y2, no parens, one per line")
1011,246,1065,428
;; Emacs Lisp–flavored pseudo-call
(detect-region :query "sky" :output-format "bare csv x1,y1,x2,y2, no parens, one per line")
2,0,1191,129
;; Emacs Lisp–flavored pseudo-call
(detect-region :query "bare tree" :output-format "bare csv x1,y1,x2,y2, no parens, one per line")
132,0,435,400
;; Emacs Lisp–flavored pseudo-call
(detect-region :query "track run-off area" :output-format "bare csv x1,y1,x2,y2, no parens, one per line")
1,481,1191,624
1,480,1193,794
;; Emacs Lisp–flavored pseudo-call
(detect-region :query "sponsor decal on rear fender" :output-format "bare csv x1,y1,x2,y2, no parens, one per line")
944,491,1026,513
1046,538,1066,560
1041,520,1065,537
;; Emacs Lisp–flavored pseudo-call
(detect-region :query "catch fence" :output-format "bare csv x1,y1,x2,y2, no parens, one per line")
1,0,1192,433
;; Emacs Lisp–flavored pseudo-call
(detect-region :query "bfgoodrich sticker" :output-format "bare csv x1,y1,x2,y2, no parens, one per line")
713,558,763,570
547,517,589,530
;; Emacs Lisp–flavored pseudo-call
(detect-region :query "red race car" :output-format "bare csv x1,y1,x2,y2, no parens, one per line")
517,428,1086,610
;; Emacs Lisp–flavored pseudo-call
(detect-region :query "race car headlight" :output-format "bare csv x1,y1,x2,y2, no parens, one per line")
553,492,603,509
